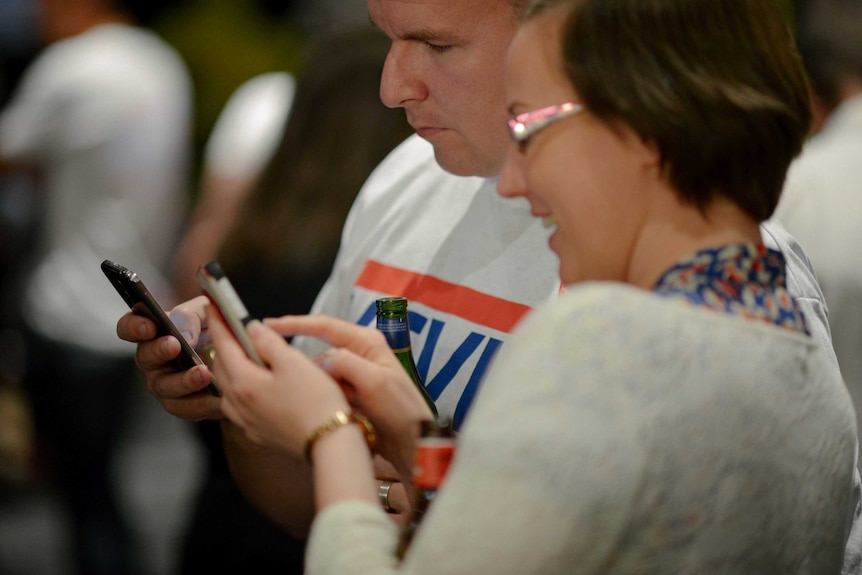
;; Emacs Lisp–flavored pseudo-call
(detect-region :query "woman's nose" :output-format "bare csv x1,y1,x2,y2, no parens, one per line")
497,145,529,199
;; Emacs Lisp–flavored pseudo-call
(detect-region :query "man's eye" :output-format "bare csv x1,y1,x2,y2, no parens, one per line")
426,42,452,53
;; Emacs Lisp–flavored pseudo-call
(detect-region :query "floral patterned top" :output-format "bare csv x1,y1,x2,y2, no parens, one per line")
652,243,809,335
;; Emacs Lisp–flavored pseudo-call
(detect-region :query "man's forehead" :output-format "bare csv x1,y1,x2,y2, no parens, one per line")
368,0,513,37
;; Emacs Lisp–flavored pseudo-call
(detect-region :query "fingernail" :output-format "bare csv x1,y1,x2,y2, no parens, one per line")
315,350,335,373
193,369,205,385
181,331,193,343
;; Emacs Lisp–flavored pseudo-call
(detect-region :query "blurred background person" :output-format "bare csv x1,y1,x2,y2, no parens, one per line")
774,0,862,469
0,0,193,573
170,24,412,574
171,69,296,302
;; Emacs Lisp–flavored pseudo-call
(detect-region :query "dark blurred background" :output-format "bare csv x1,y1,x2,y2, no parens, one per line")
0,0,369,187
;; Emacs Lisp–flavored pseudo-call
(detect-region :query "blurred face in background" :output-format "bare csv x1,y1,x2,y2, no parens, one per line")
370,0,520,177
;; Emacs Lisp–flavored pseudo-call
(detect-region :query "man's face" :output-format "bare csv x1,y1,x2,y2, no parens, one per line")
369,0,519,177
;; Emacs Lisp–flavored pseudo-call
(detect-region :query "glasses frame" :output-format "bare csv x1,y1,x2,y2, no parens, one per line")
507,102,584,152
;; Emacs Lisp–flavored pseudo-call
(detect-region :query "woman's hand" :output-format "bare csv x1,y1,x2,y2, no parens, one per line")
266,314,434,476
206,306,349,456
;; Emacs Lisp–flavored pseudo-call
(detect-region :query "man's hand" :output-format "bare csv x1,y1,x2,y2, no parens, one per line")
116,295,220,420
374,455,413,526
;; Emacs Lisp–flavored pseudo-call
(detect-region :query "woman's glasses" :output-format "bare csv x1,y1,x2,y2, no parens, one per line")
507,102,584,152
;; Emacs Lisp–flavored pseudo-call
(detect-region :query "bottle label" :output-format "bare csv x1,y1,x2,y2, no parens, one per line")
413,439,455,490
377,317,411,350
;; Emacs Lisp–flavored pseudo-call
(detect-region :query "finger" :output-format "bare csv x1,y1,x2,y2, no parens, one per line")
317,347,392,398
245,320,304,373
146,363,214,400
134,335,182,371
205,305,261,385
385,480,410,516
117,311,157,342
169,305,205,348
267,316,395,363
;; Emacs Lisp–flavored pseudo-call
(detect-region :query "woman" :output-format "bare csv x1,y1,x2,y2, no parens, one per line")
207,0,857,573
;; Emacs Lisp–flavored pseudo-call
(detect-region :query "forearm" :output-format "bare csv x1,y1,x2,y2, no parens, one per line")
310,420,378,511
222,420,316,539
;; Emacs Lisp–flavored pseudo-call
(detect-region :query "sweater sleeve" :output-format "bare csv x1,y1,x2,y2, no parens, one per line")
307,501,402,575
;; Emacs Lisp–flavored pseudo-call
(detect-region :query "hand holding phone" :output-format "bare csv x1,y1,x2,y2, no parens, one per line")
196,261,266,367
101,259,220,396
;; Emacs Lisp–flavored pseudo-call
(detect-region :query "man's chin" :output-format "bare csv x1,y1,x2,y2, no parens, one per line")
432,148,499,178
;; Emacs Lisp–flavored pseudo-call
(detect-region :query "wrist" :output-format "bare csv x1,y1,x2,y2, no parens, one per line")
305,410,377,463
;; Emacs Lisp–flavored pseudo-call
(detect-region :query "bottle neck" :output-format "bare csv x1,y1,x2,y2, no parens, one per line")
376,315,412,351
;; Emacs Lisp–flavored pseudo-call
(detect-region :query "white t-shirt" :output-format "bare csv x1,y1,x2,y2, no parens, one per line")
0,23,193,353
295,134,560,428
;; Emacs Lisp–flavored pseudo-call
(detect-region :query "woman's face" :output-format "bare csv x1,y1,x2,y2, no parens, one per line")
498,7,660,286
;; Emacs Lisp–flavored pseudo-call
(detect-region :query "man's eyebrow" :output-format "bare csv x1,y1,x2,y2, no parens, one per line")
366,14,459,43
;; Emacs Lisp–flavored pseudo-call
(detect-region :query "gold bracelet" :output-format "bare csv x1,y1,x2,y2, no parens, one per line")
304,410,377,463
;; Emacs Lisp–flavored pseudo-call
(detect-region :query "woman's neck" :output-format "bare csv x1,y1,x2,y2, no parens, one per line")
627,192,762,290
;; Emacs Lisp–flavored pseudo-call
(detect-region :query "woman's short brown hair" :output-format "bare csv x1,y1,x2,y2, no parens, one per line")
527,0,812,221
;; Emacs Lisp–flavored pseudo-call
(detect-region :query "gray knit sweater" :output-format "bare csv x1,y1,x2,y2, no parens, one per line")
308,283,857,574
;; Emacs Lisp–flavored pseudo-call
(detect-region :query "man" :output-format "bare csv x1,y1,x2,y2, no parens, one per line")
119,0,858,568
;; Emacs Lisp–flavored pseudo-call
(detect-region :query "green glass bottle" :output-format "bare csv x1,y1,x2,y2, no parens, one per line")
375,296,438,417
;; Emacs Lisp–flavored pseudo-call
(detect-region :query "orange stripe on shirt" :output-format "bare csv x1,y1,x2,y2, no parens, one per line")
355,260,532,333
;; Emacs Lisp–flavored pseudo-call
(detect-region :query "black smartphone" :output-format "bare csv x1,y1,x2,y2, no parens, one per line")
196,261,266,367
101,259,220,396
